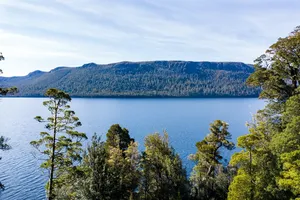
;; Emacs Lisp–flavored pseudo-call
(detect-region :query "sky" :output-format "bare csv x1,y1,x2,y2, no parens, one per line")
0,0,300,77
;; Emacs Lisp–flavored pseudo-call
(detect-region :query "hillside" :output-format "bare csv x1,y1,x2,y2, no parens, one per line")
0,61,260,97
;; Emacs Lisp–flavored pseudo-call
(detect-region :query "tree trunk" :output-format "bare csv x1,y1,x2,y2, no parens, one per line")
250,149,254,200
48,104,58,200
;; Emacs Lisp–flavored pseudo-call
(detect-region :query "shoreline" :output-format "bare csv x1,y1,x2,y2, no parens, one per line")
1,95,260,99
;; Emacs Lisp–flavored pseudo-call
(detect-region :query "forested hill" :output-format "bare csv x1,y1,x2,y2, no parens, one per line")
0,61,260,97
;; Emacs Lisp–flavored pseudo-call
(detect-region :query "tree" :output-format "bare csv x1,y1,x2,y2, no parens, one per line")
0,52,4,62
104,124,139,200
76,126,140,200
189,120,235,200
0,52,17,95
0,136,10,151
270,93,300,198
228,26,300,200
106,124,134,151
228,114,293,200
30,88,87,200
106,139,140,199
228,133,258,200
247,26,300,101
0,136,11,190
0,52,15,190
73,134,111,200
140,132,189,200
0,61,260,98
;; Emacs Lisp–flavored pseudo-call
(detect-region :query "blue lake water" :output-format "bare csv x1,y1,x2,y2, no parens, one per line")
0,98,265,199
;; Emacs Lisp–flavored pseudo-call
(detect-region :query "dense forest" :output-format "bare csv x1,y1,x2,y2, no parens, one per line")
1,26,300,200
0,61,260,97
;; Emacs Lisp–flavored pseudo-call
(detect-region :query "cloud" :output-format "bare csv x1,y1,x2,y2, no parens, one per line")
0,0,299,76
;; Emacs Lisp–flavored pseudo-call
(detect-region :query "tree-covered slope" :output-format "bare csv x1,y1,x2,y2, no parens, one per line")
0,61,260,97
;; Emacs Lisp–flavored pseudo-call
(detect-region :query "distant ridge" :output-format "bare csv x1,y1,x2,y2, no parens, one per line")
0,61,260,97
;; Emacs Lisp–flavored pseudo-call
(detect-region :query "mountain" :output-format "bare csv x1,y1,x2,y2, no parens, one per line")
0,61,260,97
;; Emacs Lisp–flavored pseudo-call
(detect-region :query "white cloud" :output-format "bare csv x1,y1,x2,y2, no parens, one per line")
0,0,299,76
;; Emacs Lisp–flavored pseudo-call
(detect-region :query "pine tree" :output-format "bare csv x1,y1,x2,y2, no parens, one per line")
189,120,235,200
30,88,87,200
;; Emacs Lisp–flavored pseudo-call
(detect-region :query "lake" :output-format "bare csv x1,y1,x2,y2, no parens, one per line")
0,98,265,199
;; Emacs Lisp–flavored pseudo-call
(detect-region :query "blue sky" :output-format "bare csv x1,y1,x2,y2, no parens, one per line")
0,0,299,76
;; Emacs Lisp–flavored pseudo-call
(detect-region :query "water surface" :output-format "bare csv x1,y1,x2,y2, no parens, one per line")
0,98,265,199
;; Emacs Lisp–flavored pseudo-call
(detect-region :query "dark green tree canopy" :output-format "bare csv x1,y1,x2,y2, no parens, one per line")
228,27,300,200
0,136,10,151
140,132,189,200
195,120,235,167
1,61,260,97
106,124,134,151
75,129,140,200
247,26,300,101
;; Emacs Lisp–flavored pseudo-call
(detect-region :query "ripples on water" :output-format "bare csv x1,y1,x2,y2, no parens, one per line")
0,98,265,199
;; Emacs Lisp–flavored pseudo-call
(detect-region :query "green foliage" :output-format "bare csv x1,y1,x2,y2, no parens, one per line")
0,61,260,97
105,141,140,200
106,124,134,151
0,136,10,151
0,86,18,95
75,126,140,200
190,120,235,200
78,134,111,200
247,26,300,101
67,128,189,200
228,113,293,200
30,88,87,200
0,52,15,191
0,136,11,190
229,26,300,200
0,52,18,95
140,132,189,200
270,94,300,197
2,25,300,199
227,169,252,200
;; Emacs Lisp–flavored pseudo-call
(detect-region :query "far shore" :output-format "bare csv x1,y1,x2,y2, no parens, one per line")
1,95,260,99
